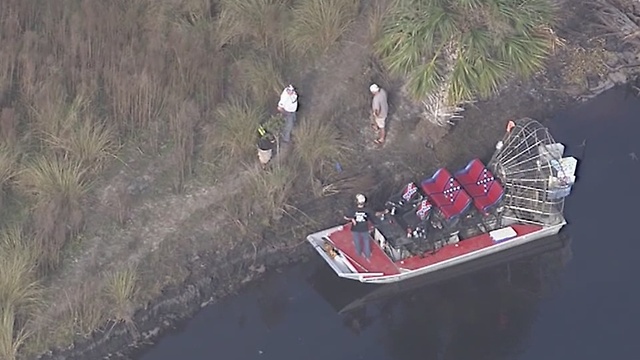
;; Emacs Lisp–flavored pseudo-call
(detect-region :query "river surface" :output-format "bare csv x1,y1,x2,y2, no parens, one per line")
137,87,640,360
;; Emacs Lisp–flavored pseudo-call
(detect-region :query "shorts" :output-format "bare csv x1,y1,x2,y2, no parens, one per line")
258,148,273,165
374,116,386,129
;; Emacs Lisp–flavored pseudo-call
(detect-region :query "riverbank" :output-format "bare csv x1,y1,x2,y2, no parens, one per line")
7,0,640,359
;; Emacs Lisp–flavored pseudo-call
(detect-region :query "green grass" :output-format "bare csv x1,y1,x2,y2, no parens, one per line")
376,0,557,104
288,0,360,57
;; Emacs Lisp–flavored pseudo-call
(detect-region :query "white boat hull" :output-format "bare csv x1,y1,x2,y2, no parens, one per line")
307,221,565,284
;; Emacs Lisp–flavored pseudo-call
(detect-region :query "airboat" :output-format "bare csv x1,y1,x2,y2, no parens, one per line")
306,118,578,284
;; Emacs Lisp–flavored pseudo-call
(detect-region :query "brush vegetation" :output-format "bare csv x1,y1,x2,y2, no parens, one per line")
293,118,348,182
0,0,463,357
376,0,558,104
0,225,42,360
288,0,360,57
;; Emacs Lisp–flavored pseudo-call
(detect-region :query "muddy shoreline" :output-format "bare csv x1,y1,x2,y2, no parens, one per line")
39,239,314,360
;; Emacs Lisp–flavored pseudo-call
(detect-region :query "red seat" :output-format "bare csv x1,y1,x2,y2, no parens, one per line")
420,168,472,221
455,158,504,214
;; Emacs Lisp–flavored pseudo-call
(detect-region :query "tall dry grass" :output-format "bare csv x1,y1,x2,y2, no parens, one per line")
0,0,363,355
169,100,199,193
245,164,297,223
104,266,139,338
231,53,285,108
292,118,348,184
0,307,31,360
0,225,42,360
0,145,18,208
217,0,291,54
206,99,266,164
288,0,360,57
18,156,91,271
34,95,118,172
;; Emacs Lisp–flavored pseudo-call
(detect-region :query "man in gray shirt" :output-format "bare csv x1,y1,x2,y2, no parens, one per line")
369,84,388,145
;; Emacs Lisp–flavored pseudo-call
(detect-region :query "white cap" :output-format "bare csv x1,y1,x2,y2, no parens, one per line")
356,194,366,204
369,84,379,93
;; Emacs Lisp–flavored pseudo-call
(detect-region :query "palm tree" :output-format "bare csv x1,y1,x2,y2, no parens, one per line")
376,0,557,125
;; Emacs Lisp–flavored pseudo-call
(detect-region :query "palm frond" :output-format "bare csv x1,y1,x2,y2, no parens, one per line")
456,0,484,10
425,3,460,42
407,55,444,100
377,32,424,76
498,32,553,77
472,56,508,98
447,55,477,104
378,0,556,104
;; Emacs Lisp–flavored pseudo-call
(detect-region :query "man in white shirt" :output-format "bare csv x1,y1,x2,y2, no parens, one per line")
369,84,388,146
277,84,298,143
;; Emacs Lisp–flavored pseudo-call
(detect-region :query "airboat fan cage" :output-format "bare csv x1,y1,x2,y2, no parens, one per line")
488,118,577,227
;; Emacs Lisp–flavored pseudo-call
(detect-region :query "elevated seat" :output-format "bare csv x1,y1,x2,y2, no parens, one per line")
420,168,472,221
400,199,432,229
386,182,423,212
454,158,504,214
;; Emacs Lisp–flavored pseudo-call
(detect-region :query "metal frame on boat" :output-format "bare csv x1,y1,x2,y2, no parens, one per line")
307,118,577,284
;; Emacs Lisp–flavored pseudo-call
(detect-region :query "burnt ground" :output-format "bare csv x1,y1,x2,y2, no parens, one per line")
36,0,640,359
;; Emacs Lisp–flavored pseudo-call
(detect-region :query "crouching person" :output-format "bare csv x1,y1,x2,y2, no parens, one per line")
257,125,276,169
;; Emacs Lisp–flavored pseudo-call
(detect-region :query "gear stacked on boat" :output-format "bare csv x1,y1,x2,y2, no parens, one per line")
306,118,578,284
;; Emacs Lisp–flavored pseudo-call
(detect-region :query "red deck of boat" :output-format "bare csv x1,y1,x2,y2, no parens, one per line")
328,224,400,276
398,224,542,270
328,224,542,275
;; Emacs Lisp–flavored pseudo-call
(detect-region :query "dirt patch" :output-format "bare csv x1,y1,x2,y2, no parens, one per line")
29,1,640,359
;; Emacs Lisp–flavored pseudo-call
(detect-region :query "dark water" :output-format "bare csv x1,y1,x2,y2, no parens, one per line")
138,87,640,360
